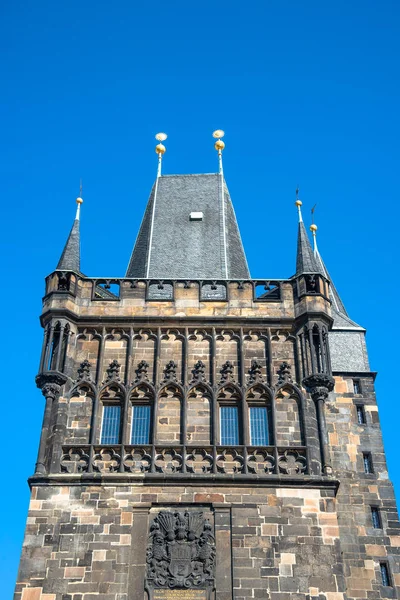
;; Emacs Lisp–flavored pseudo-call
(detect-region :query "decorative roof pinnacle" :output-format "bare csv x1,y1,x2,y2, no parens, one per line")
155,132,167,177
213,130,225,175
295,187,303,223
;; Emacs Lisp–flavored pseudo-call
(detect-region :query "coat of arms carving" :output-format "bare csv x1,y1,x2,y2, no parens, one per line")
146,510,215,590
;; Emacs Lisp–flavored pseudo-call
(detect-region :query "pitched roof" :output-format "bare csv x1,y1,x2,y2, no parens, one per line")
296,221,321,276
56,216,81,273
126,173,250,279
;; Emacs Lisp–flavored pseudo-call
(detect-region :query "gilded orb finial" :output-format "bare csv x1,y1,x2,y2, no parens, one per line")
295,199,302,207
155,132,167,155
213,130,225,174
310,223,317,232
155,133,167,176
76,197,83,205
213,129,225,152
155,143,166,155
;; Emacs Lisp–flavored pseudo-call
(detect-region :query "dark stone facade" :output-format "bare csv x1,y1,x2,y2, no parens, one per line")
15,234,400,598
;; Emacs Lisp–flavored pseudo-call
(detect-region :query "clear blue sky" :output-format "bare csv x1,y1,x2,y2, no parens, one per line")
1,1,399,596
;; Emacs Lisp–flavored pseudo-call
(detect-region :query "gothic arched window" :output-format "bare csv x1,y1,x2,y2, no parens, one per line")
218,384,242,445
99,385,124,445
129,384,154,445
246,385,273,446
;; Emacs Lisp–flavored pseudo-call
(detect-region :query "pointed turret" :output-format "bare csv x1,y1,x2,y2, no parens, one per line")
310,222,370,373
295,197,320,276
311,224,348,317
56,197,82,273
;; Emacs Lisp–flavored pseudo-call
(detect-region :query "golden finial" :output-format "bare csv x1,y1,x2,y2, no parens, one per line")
213,129,225,151
77,179,83,204
75,181,83,220
310,204,318,251
295,188,303,222
155,133,167,176
213,130,225,174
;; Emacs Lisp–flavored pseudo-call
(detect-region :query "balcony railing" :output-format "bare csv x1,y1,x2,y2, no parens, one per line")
60,445,308,476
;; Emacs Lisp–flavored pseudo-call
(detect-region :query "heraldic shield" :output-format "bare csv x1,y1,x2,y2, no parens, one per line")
146,510,216,591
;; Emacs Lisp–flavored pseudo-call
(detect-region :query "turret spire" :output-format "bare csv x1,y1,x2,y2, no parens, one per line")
295,192,320,276
311,221,349,317
56,195,82,273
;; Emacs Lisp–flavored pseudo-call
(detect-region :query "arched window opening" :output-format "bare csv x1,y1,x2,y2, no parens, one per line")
246,385,273,446
220,406,239,445
130,384,154,445
218,385,242,445
60,324,69,372
48,323,61,370
99,385,123,445
312,325,323,373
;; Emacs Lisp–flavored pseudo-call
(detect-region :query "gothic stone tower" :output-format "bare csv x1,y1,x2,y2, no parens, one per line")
15,135,400,600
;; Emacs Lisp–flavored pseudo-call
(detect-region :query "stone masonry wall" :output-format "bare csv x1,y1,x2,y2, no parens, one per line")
16,484,348,600
327,376,400,599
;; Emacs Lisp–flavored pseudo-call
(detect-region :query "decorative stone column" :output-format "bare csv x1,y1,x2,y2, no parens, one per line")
35,371,67,474
303,373,334,475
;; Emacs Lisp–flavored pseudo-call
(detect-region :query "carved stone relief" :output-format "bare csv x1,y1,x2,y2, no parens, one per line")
146,510,215,591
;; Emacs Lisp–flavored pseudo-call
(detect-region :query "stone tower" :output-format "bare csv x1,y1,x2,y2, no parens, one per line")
15,134,400,600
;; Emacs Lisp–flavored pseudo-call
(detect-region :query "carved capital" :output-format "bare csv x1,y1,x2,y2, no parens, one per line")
302,373,334,401
36,371,67,399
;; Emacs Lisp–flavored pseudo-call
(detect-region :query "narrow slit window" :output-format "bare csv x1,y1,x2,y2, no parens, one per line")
356,405,366,425
353,379,361,394
363,452,373,474
101,405,121,444
380,562,391,587
371,507,382,529
220,406,239,445
250,406,270,445
131,405,151,444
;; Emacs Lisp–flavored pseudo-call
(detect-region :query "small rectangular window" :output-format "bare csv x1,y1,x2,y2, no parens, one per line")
380,562,391,587
131,405,151,444
220,406,239,445
250,406,270,445
363,452,373,474
101,405,121,444
371,507,382,529
356,404,366,425
353,379,361,394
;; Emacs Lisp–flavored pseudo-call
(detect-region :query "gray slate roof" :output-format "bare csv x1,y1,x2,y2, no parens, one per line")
56,218,80,273
296,222,321,275
126,174,250,279
314,248,364,330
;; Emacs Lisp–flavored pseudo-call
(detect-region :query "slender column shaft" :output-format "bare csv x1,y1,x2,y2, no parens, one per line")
266,328,273,385
96,329,106,384
39,325,49,373
44,325,55,371
34,392,54,474
239,329,249,447
316,397,331,474
55,324,66,371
